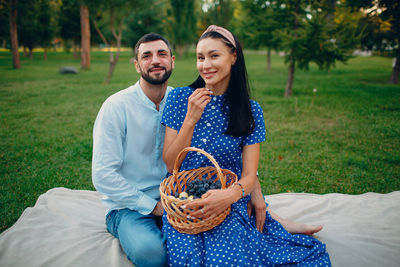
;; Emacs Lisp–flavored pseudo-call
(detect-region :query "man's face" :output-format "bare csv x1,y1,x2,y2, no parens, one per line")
134,40,175,85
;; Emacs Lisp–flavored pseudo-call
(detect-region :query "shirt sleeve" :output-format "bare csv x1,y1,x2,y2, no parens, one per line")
161,87,187,131
243,101,266,146
92,99,157,215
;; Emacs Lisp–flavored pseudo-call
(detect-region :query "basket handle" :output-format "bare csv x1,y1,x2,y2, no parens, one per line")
172,147,227,189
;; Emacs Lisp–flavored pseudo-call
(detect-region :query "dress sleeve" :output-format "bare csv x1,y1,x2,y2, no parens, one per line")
161,87,187,131
243,101,266,146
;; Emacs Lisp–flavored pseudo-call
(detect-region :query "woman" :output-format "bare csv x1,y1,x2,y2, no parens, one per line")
161,25,331,266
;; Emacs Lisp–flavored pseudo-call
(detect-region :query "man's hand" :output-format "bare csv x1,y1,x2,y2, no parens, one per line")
152,201,164,217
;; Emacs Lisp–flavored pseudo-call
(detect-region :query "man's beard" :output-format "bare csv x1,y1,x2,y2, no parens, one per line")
141,66,172,85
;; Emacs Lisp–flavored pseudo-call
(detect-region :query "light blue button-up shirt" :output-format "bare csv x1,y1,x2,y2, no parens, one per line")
92,81,172,215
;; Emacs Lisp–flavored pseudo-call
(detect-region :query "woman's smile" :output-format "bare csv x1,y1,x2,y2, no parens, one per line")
203,71,217,79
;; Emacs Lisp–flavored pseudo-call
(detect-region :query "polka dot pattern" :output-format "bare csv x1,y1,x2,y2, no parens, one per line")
161,87,331,266
161,87,266,178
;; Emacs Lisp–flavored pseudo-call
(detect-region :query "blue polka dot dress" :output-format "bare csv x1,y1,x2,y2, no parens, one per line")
161,87,331,267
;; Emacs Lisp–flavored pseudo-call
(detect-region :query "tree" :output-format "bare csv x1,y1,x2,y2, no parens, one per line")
37,0,55,60
59,0,81,58
240,0,285,71
169,0,197,57
380,0,400,84
90,0,145,83
276,0,360,97
80,2,90,69
346,0,399,83
125,1,165,49
9,0,20,68
199,0,234,30
0,0,9,48
17,0,40,59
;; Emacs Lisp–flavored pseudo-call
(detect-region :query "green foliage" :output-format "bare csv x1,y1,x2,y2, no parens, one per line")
124,0,166,48
37,0,55,48
240,0,285,50
88,0,149,46
16,0,58,50
346,0,399,54
0,0,8,44
277,1,360,71
59,0,81,45
199,0,234,30
169,0,197,49
17,0,40,50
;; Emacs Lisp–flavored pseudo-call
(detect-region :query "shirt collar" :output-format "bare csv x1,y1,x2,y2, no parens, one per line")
132,80,171,111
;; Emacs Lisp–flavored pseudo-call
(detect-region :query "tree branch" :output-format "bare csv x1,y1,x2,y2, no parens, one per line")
92,19,109,47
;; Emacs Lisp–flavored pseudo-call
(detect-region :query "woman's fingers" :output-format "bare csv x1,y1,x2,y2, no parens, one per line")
247,201,253,218
256,210,266,232
186,88,213,124
254,205,266,232
189,90,212,107
192,88,213,102
183,190,231,219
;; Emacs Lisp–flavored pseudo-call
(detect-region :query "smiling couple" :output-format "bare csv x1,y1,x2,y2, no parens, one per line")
92,25,330,267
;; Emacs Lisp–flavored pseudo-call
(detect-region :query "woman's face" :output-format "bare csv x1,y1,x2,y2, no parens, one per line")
196,37,236,94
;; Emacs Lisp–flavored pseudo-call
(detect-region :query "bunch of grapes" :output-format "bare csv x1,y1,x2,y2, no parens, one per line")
174,178,222,200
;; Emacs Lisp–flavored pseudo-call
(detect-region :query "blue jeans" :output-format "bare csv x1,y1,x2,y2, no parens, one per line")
106,209,167,267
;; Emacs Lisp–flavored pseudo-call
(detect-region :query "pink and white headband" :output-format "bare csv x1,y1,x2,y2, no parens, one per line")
201,25,236,48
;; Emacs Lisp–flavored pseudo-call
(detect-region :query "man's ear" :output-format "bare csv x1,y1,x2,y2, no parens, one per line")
171,55,176,69
134,59,140,73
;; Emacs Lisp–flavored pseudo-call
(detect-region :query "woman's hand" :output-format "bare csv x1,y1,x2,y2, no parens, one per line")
183,188,240,220
184,88,213,126
163,88,213,172
247,181,267,232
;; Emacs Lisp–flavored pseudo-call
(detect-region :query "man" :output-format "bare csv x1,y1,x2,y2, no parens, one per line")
92,33,174,267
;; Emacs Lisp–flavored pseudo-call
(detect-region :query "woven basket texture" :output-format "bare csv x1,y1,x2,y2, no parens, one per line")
160,147,237,234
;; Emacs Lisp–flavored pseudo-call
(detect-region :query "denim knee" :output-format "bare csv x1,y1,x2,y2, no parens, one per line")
113,209,167,267
127,236,167,267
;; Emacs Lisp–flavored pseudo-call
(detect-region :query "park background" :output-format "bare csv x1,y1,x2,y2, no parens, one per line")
1,0,399,233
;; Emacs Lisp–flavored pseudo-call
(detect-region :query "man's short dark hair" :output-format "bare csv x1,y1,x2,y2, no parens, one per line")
134,33,173,59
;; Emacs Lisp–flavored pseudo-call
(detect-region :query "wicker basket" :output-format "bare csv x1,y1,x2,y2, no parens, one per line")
159,147,237,234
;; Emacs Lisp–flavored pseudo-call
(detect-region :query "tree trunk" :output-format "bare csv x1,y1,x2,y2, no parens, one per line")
105,18,122,84
80,5,90,69
266,49,271,72
44,47,48,61
23,46,28,57
9,0,20,69
176,45,184,58
285,58,295,97
73,41,79,59
29,47,33,59
326,0,336,23
390,51,400,84
105,53,118,84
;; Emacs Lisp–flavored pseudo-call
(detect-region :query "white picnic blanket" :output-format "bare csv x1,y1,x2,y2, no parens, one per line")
0,188,399,267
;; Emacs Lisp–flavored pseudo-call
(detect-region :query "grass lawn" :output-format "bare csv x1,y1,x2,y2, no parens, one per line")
0,50,399,233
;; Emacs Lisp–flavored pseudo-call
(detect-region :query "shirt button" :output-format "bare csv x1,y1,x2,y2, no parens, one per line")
213,97,217,101
206,123,211,127
202,138,207,143
211,105,216,109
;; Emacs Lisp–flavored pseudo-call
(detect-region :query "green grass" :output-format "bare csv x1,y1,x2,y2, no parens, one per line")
1,50,399,233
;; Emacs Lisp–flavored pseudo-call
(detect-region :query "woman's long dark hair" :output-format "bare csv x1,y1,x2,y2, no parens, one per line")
189,31,255,137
